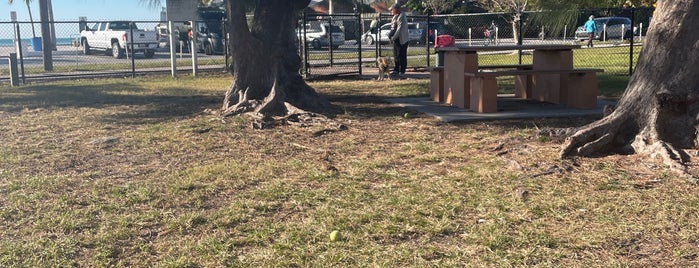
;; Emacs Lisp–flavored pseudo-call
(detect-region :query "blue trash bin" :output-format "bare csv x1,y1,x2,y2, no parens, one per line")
31,37,42,52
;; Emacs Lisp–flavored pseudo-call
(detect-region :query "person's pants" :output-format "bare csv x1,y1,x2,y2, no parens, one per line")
392,42,408,74
587,32,594,47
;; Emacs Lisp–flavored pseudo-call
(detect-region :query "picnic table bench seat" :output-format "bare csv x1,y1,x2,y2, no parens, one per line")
429,64,534,103
464,68,604,113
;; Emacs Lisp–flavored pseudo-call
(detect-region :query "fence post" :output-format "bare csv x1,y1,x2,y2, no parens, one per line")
603,24,607,41
377,13,382,57
15,23,26,84
168,20,177,77
629,8,635,76
426,14,431,68
495,26,499,44
468,28,472,46
190,20,198,77
303,13,310,78
329,16,334,66
129,22,136,78
357,13,362,76
9,53,19,86
517,13,523,64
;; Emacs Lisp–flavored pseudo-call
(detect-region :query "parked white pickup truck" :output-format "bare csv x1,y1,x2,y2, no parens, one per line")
80,21,159,59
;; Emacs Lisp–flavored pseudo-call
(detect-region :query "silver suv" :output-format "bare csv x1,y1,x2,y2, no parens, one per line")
361,23,424,45
298,24,345,49
575,17,635,41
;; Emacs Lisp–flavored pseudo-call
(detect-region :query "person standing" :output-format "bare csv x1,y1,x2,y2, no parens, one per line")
487,21,497,45
584,15,597,48
389,3,409,77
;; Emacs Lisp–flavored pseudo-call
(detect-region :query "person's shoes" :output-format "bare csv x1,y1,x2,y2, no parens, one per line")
389,71,399,75
399,73,406,78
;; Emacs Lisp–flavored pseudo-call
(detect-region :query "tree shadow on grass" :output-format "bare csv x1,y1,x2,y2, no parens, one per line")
320,92,425,120
320,88,601,131
0,82,222,125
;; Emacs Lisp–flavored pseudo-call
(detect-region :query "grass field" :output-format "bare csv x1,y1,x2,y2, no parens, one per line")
1,75,697,267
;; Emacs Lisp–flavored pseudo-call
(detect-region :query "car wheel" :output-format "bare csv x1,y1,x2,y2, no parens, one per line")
144,50,155,58
204,43,213,55
364,35,374,45
82,40,91,55
112,42,124,59
311,39,321,50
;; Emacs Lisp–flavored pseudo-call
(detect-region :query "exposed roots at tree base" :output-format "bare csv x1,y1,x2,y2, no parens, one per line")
218,88,346,134
630,136,696,183
243,107,347,133
561,115,698,183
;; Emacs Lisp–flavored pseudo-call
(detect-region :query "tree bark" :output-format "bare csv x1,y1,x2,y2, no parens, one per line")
561,1,699,180
222,0,329,117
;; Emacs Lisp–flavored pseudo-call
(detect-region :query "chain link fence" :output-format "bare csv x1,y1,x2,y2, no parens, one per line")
298,13,363,79
0,8,654,84
306,7,652,78
0,20,228,84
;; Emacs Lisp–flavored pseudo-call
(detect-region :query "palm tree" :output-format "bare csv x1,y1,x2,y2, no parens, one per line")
8,0,37,38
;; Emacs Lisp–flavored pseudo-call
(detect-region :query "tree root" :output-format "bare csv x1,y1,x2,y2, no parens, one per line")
244,107,347,134
561,114,698,183
632,137,698,183
221,95,347,133
560,116,623,158
220,72,346,133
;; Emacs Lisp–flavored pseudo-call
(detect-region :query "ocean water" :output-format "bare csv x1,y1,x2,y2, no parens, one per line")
0,38,76,47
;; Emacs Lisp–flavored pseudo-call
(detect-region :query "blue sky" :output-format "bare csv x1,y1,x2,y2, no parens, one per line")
1,0,165,22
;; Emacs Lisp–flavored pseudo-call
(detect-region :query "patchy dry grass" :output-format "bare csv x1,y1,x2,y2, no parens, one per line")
1,75,698,267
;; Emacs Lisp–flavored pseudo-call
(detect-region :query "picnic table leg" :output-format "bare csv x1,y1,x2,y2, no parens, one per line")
443,51,477,108
514,74,532,99
566,72,599,109
470,76,498,113
532,49,573,104
429,67,444,102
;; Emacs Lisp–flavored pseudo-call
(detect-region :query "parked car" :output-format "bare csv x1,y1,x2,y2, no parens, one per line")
361,23,424,45
80,21,159,58
298,24,345,49
195,21,225,55
415,20,448,44
195,7,226,55
575,17,635,41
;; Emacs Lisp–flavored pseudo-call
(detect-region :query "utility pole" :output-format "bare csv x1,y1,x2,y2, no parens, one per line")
39,0,53,71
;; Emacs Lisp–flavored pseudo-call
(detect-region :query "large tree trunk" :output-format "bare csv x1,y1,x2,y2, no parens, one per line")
561,1,699,180
222,0,329,117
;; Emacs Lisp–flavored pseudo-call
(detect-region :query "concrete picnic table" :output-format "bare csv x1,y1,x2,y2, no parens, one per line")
434,44,582,110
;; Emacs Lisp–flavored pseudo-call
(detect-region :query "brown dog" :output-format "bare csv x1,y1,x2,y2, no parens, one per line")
376,56,391,81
